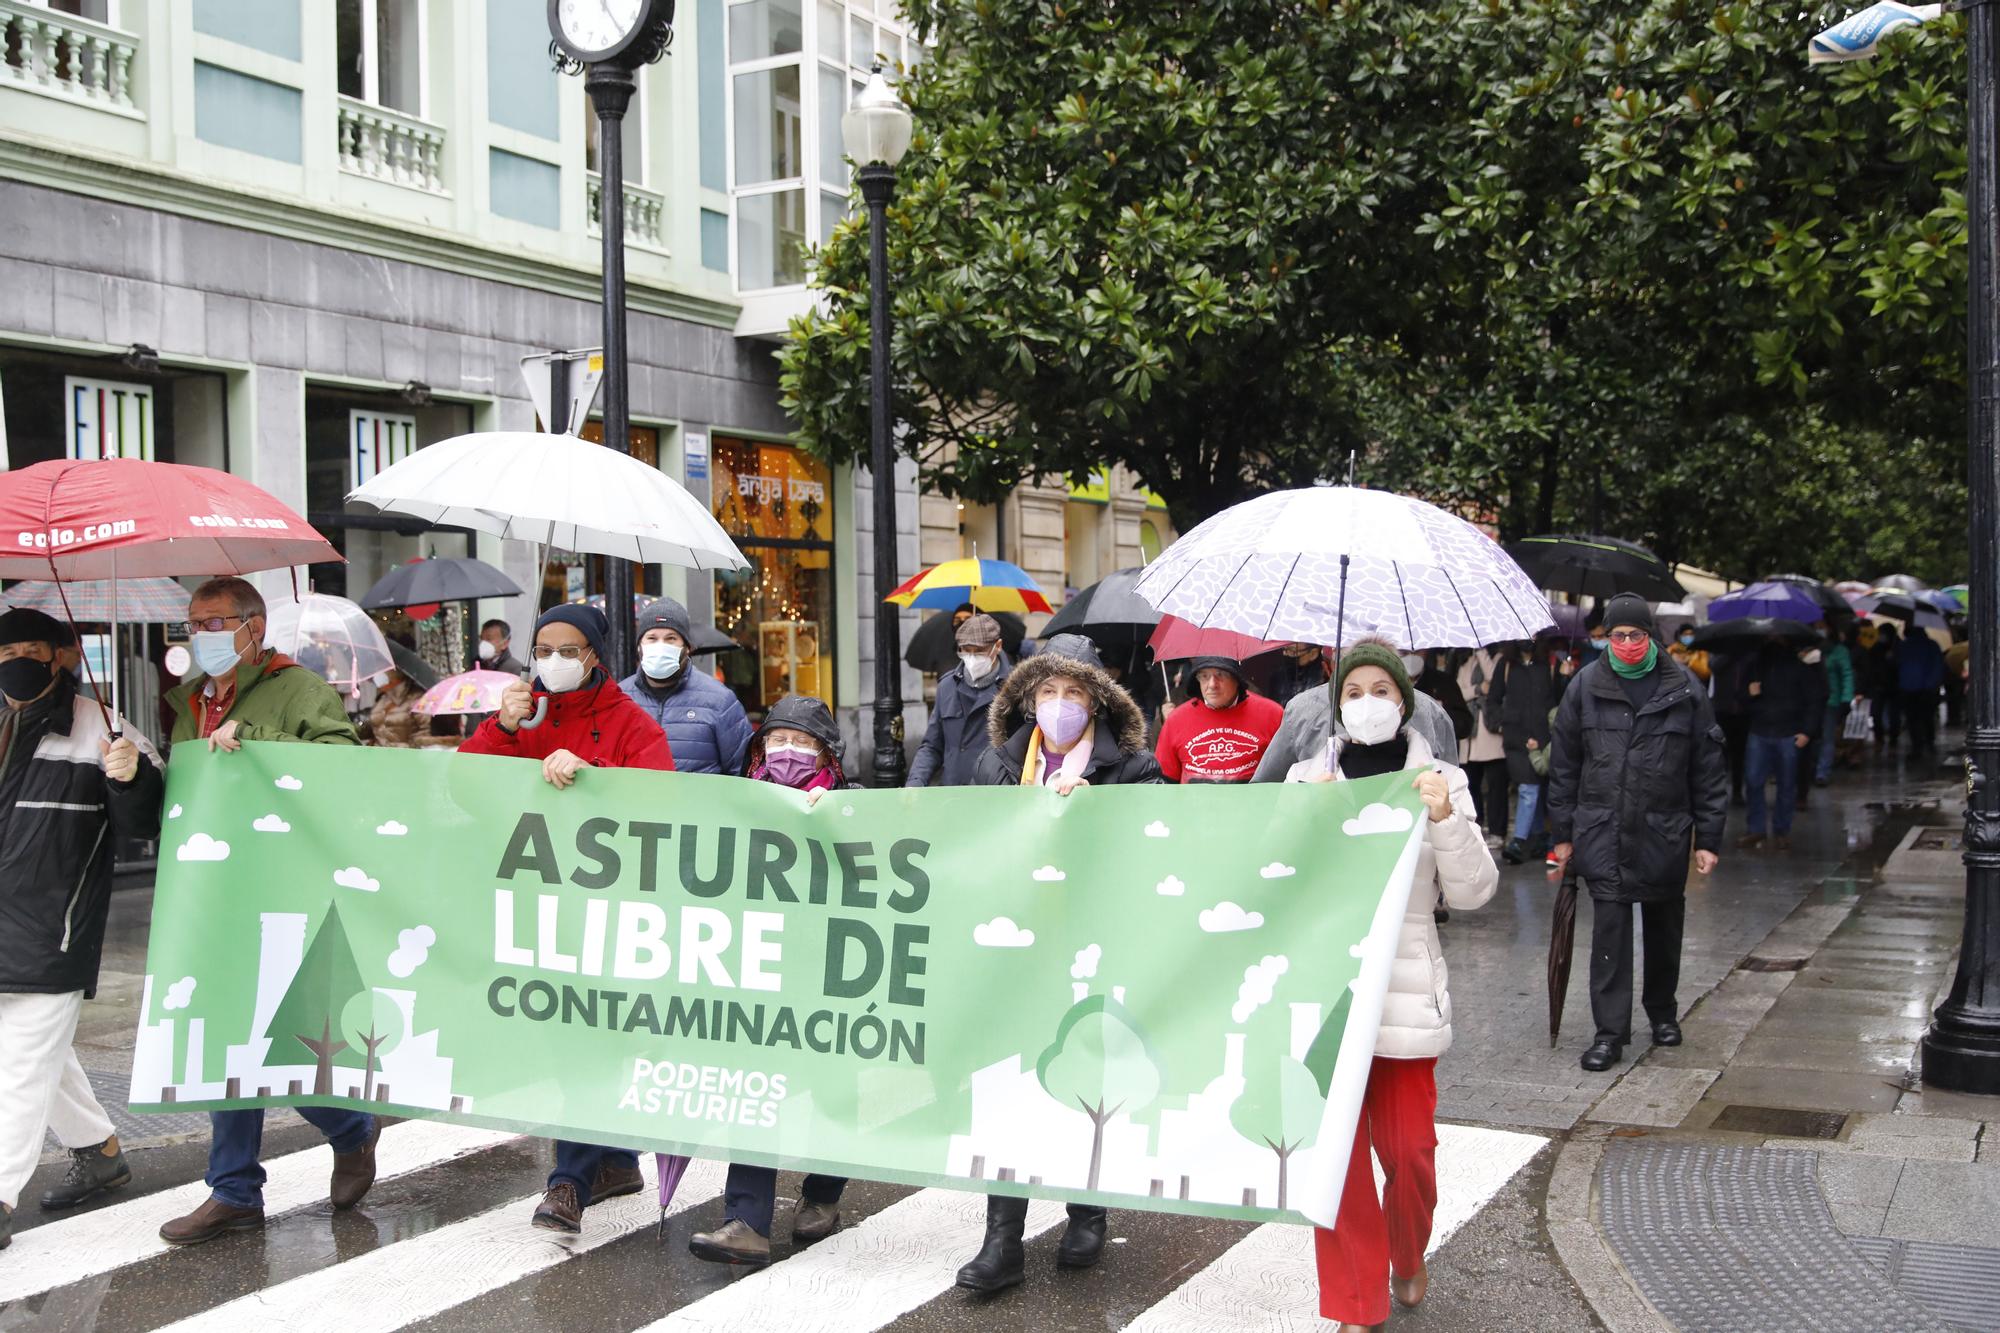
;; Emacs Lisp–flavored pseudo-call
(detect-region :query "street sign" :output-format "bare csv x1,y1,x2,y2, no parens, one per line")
684,430,709,483
519,348,605,436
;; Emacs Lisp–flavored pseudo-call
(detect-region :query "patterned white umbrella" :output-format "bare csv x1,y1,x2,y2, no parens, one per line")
1132,487,1553,649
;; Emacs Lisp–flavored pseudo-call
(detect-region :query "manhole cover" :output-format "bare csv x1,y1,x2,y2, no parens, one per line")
1711,1105,1848,1139
1741,956,1809,972
1912,829,1963,851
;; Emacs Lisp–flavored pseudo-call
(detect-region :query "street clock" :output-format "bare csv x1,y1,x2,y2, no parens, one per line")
547,0,674,72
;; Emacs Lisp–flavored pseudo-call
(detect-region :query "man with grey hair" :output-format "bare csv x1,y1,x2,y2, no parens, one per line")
908,612,1013,787
156,577,374,1245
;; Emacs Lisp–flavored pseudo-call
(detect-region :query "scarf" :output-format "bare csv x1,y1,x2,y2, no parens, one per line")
1021,721,1096,788
1610,639,1659,679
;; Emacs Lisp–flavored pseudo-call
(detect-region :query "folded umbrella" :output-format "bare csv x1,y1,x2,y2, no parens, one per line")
904,609,1026,673
1040,568,1161,650
1707,580,1826,624
1504,533,1685,603
359,556,524,609
0,577,190,623
885,557,1052,614
657,1153,691,1239
1548,863,1580,1047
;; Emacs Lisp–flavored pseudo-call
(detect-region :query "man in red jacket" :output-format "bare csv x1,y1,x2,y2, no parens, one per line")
1154,656,1284,782
459,603,672,1231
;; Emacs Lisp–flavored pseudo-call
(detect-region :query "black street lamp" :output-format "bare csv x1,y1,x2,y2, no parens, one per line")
546,0,675,679
843,67,915,788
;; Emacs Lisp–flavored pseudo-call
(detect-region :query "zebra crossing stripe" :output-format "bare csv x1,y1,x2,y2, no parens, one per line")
0,1121,514,1305
639,1190,1071,1331
1124,1124,1547,1332
154,1155,728,1333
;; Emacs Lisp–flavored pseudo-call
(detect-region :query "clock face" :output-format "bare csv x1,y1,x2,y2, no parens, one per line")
555,0,644,56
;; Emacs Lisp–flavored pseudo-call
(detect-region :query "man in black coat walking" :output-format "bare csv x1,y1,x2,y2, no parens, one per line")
1548,594,1729,1072
907,613,1011,787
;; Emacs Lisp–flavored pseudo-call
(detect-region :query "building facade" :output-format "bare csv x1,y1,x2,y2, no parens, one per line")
0,0,1163,769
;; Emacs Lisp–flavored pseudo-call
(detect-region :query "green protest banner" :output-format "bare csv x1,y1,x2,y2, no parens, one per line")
132,744,1427,1227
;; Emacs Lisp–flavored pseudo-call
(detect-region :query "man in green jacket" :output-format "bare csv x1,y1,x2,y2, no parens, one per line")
1813,619,1856,788
155,577,380,1246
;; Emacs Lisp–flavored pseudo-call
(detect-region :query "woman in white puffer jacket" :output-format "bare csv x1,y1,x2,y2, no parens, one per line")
1267,638,1497,1333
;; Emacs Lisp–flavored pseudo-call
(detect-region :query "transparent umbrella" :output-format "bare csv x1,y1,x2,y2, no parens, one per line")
264,593,395,696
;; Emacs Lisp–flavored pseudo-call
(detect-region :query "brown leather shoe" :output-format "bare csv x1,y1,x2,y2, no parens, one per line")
589,1160,644,1205
688,1216,772,1266
792,1199,840,1243
532,1181,583,1233
159,1196,264,1245
328,1121,381,1210
1392,1262,1429,1308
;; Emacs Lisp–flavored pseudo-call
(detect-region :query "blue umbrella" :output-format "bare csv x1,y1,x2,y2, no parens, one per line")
1707,580,1825,624
1914,588,1963,613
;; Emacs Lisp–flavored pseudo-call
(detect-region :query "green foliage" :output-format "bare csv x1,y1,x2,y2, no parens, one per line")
1037,994,1163,1189
1228,1050,1324,1211
265,902,366,1093
780,0,1971,581
340,988,406,1101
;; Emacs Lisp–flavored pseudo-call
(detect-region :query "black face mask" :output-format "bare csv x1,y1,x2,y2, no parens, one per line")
0,656,53,703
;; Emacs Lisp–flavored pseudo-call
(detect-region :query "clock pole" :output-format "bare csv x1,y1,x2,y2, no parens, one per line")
586,62,638,679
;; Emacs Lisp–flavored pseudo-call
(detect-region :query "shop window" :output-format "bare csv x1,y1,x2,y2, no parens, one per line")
710,435,834,716
1140,518,1164,564
303,388,473,601
0,346,226,473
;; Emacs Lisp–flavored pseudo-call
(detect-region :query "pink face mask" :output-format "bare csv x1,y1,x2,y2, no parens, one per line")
1035,698,1091,749
763,746,820,788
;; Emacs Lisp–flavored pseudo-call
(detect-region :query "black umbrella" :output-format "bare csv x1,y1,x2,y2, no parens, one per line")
1854,592,1948,630
1689,617,1823,652
1548,863,1580,1048
1505,534,1685,602
360,557,524,609
1040,567,1161,651
904,609,1026,674
1764,574,1853,620
387,641,441,690
686,623,745,656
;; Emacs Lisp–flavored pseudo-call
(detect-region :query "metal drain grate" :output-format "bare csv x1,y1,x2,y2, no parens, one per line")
1709,1105,1848,1139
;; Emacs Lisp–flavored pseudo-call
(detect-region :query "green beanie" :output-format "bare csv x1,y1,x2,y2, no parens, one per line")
1332,641,1414,721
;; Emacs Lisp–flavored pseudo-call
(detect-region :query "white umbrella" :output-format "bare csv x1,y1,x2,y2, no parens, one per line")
1132,486,1553,649
264,593,394,695
345,431,748,570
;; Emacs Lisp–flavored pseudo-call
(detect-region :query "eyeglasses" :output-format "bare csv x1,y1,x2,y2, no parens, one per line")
189,616,245,634
531,645,592,661
1607,630,1650,645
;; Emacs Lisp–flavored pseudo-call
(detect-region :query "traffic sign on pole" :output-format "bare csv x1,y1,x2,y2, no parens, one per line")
519,348,605,436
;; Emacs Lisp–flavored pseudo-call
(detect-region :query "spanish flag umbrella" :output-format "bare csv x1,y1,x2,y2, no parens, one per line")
884,557,1052,614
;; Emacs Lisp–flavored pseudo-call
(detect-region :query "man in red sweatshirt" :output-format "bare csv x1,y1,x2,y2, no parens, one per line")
1154,655,1284,783
458,603,672,1231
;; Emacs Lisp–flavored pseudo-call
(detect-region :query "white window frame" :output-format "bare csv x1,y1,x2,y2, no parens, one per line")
27,0,122,26
343,0,428,119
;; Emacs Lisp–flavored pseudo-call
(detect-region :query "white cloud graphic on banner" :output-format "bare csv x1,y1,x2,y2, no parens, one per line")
1071,943,1101,979
252,814,290,833
1259,862,1297,879
166,804,182,819
974,916,1035,948
1144,820,1170,838
176,833,230,862
1232,954,1291,1024
387,925,436,978
274,775,303,791
162,976,197,1010
1032,865,1066,883
1156,875,1186,897
1200,901,1264,933
333,866,380,892
376,820,408,836
1343,802,1414,837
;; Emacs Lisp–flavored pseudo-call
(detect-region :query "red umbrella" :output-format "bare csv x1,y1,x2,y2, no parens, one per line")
1147,613,1289,662
0,458,340,579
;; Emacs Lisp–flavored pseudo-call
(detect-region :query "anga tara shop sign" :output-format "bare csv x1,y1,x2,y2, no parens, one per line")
133,746,1426,1227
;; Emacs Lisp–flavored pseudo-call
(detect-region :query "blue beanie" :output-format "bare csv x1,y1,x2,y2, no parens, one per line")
535,603,611,662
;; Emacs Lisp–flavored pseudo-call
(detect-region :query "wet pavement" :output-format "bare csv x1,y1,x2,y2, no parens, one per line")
5,742,1995,1331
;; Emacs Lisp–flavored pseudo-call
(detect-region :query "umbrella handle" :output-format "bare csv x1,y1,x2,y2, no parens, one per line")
519,697,549,730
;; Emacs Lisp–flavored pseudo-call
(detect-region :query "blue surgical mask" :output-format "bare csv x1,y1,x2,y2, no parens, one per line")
640,642,684,680
191,630,243,680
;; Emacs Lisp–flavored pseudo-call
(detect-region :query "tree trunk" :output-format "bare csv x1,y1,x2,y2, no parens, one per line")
1274,1145,1292,1211
361,1027,383,1102
1085,1105,1107,1191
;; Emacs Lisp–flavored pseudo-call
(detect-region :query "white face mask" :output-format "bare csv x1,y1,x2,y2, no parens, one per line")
1340,693,1403,746
477,640,498,662
1400,653,1425,680
959,651,997,683
640,642,685,680
538,654,591,693
1800,648,1823,665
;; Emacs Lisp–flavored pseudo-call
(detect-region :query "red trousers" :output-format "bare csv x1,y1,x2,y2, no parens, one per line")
1314,1055,1440,1326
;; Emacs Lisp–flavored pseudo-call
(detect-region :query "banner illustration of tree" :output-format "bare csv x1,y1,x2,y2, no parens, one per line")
133,745,1428,1228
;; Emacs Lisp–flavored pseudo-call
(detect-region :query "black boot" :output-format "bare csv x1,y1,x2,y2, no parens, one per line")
1056,1205,1107,1268
956,1195,1028,1293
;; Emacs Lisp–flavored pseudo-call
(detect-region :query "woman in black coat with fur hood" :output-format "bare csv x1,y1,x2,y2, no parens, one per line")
957,634,1160,1294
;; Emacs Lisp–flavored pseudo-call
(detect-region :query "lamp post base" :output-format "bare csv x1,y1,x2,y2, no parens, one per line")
1921,1021,2000,1095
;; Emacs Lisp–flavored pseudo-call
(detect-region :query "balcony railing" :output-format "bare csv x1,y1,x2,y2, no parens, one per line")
337,95,447,194
0,0,139,113
587,171,667,252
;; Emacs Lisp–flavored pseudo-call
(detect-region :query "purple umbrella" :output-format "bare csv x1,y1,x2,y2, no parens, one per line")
656,1153,691,1238
1545,599,1588,638
1707,580,1824,624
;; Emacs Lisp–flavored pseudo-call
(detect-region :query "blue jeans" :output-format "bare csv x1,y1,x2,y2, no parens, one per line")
723,1163,848,1236
207,1107,374,1209
1816,705,1844,781
1513,781,1545,841
1744,733,1798,836
548,1141,639,1204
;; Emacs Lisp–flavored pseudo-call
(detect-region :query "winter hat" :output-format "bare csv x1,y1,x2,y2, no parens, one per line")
955,613,1003,649
635,597,692,642
1333,639,1414,721
1602,593,1655,636
534,603,610,662
1039,633,1105,671
0,606,72,648
1186,655,1246,692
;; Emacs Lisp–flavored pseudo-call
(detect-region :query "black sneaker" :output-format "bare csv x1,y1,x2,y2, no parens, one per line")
40,1136,132,1210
